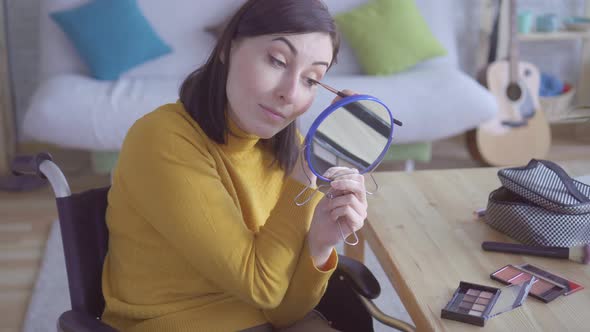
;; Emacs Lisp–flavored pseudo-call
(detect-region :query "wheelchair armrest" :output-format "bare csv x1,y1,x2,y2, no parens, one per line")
336,255,380,300
58,310,118,332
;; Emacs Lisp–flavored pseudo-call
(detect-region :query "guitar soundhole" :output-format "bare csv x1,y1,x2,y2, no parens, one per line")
506,83,522,101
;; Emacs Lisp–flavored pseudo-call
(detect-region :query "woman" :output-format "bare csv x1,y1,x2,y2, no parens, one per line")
101,0,368,331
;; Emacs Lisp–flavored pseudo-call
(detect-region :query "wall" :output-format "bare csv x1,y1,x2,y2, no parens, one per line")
5,0,38,128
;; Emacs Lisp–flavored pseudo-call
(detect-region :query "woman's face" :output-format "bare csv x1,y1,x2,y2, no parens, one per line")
225,32,333,139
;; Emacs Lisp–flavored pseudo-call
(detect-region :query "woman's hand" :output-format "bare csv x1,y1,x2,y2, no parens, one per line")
308,167,368,268
331,89,356,104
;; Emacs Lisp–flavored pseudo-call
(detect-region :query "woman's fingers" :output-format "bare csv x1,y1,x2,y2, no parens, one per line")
321,165,368,240
332,177,365,196
324,167,367,207
340,89,357,96
329,89,358,104
323,166,358,180
329,205,365,232
330,176,366,204
328,193,367,219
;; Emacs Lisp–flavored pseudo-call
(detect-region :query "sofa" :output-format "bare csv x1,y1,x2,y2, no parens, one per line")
21,0,497,173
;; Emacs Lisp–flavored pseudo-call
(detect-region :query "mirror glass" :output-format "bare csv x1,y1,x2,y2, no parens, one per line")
304,96,395,182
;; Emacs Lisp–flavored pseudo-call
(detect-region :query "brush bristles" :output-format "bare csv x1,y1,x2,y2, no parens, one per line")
569,243,590,264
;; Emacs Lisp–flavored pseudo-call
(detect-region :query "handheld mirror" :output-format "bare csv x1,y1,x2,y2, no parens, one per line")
304,94,401,182
297,91,402,245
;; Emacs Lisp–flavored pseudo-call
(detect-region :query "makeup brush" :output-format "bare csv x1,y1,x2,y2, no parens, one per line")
307,77,349,98
482,241,590,264
307,78,403,127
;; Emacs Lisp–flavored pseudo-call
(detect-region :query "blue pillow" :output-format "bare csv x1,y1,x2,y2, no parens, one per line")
51,0,172,80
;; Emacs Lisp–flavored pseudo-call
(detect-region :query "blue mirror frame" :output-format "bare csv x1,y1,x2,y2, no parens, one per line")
303,94,397,183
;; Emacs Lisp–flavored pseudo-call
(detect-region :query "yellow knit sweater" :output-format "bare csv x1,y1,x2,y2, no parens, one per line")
101,102,337,331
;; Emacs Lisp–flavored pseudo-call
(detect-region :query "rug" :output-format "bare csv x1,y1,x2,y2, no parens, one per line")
22,221,412,332
22,220,69,332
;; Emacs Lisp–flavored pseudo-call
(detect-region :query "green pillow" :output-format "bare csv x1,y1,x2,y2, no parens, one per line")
335,0,447,75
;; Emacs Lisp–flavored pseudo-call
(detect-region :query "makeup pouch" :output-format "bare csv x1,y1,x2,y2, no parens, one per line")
484,159,590,247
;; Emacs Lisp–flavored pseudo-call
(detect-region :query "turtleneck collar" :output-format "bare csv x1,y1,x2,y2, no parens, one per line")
221,113,261,153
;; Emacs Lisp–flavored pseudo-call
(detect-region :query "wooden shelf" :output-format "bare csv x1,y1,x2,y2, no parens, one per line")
550,113,590,124
519,30,590,41
546,105,590,124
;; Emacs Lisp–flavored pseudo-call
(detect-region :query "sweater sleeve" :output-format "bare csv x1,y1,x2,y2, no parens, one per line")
115,112,320,310
263,240,338,328
260,129,339,328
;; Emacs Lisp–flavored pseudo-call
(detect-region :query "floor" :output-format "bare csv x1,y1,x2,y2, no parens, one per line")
0,173,110,332
0,123,588,331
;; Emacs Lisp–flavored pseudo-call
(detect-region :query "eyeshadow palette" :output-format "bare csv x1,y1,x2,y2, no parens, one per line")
491,264,566,303
442,279,534,326
441,281,500,326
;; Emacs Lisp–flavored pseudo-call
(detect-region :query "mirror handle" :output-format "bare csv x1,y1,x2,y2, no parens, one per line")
338,221,360,246
366,173,379,196
294,185,319,206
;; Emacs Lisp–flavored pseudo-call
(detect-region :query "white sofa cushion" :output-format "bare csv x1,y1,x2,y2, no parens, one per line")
22,75,180,150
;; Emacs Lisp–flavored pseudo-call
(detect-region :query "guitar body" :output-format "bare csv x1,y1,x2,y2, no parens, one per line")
467,60,551,166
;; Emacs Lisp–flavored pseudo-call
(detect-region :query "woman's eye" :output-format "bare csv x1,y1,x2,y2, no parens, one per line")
304,77,318,87
269,55,286,68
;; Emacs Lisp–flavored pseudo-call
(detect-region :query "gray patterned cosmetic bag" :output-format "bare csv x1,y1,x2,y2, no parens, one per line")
484,159,590,247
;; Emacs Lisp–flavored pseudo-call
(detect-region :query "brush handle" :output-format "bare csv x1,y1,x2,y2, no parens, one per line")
482,241,569,259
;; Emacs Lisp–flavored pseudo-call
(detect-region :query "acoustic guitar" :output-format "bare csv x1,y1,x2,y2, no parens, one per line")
467,0,551,166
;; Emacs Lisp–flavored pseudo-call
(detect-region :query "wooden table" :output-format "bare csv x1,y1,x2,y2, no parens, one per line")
359,161,590,331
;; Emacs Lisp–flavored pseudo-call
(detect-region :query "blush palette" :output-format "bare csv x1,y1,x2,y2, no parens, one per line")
490,264,566,303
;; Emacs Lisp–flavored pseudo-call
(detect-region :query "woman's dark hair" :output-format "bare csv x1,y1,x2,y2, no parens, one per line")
179,0,340,174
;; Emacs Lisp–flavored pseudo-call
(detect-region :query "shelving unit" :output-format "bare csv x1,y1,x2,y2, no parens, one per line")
477,0,590,141
518,30,590,41
517,30,590,125
518,26,590,105
488,0,590,109
515,0,590,108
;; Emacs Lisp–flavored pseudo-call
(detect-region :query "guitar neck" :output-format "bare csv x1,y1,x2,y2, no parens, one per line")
508,0,519,82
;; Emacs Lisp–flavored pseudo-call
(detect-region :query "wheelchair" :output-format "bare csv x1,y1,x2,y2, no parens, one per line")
13,153,415,332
